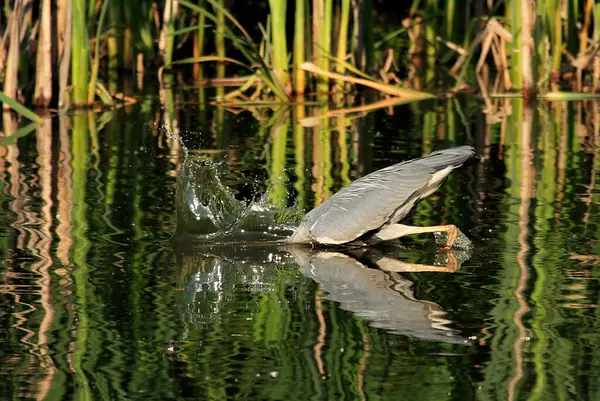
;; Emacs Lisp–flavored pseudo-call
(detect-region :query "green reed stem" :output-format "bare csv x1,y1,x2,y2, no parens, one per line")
108,0,121,71
268,0,288,89
567,0,578,56
294,0,306,93
316,0,332,93
443,0,456,43
198,0,206,57
72,0,89,106
215,0,225,78
551,0,562,88
334,0,350,92
509,0,523,87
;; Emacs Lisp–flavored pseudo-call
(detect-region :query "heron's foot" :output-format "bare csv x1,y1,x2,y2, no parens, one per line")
434,226,472,250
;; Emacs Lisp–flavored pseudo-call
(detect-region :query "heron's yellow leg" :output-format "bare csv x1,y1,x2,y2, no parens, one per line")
367,224,458,248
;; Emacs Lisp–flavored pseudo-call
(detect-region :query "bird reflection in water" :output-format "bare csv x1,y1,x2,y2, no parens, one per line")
174,241,471,345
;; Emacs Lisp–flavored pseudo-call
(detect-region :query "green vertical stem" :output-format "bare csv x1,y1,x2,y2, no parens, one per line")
550,0,562,90
195,0,206,80
268,0,288,91
316,0,332,93
108,0,121,89
72,0,89,106
294,0,306,94
566,0,578,56
443,0,456,43
334,0,350,93
215,0,225,78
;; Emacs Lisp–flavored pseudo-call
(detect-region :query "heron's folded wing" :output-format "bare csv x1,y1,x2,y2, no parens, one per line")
305,164,434,243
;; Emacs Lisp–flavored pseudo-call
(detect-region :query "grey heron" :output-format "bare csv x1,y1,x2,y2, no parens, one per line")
287,146,477,247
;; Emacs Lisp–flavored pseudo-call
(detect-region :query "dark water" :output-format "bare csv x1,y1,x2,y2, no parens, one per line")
2,96,600,400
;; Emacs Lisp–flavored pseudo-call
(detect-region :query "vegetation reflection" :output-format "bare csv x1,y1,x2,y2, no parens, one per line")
2,97,600,399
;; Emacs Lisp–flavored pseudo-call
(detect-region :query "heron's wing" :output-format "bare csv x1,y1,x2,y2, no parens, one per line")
299,146,476,244
303,164,433,243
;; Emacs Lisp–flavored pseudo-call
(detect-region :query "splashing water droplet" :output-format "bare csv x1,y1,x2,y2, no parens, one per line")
433,228,473,251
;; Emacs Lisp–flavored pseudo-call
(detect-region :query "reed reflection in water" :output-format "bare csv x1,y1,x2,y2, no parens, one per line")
2,96,600,400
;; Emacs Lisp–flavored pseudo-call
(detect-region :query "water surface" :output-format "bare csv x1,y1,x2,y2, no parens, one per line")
2,97,600,400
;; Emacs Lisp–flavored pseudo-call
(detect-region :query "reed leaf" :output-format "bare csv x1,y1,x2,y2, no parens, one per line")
95,82,115,105
170,56,252,69
540,92,600,100
299,62,435,99
0,92,42,122
170,25,212,36
72,0,89,106
88,0,111,105
293,0,306,93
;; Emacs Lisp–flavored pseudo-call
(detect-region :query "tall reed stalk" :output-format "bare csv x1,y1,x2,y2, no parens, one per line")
72,0,89,106
566,0,578,56
33,0,52,107
594,1,600,89
542,0,562,91
443,0,457,44
294,0,306,93
108,0,121,73
57,0,72,108
215,0,225,78
509,0,522,87
334,0,350,92
353,0,373,74
521,0,534,101
313,0,332,93
160,0,179,64
3,1,22,111
268,0,288,89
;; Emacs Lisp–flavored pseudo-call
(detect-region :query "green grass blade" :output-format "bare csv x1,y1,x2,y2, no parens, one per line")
170,56,251,69
0,92,42,122
169,25,212,36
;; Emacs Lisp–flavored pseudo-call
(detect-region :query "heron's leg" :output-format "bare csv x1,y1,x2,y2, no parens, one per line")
366,223,458,248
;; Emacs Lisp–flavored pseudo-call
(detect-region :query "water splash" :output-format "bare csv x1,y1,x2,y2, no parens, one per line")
434,228,473,251
175,154,303,243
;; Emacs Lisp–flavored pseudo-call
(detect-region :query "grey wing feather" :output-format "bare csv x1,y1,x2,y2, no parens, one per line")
296,146,475,244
